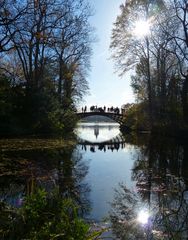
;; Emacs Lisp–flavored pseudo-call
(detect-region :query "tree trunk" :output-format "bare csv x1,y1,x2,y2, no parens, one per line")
182,75,188,124
146,37,153,127
58,58,63,103
160,55,167,121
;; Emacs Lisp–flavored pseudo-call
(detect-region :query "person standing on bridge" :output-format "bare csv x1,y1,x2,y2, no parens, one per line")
84,106,87,112
104,106,106,112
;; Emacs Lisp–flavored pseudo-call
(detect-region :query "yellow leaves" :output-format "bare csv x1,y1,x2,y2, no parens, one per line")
41,5,46,15
35,32,40,38
35,32,47,41
63,63,78,80
2,9,11,17
65,72,73,79
34,0,39,8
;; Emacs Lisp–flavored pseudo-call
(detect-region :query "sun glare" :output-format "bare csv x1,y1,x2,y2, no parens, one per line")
137,209,149,224
133,20,150,37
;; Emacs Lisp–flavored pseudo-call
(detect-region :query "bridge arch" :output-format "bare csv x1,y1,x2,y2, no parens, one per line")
77,112,124,124
77,133,126,152
77,132,125,145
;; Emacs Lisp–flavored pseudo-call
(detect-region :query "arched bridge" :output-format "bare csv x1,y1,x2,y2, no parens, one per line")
77,111,124,124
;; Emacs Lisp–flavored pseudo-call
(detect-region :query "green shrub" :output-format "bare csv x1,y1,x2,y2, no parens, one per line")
0,189,102,240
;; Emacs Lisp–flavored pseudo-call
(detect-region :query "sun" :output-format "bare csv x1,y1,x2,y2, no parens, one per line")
133,20,150,37
137,209,149,224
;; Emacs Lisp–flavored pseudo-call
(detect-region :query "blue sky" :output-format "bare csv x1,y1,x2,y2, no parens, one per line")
82,0,135,108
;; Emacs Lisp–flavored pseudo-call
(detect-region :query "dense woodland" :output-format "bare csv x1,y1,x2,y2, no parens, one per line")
0,0,93,136
111,0,188,133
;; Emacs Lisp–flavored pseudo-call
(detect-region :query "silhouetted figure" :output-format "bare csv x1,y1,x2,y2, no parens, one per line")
98,107,104,112
110,106,114,112
82,107,84,112
98,144,104,151
114,107,120,114
115,143,120,151
104,106,106,112
90,146,95,152
84,106,87,112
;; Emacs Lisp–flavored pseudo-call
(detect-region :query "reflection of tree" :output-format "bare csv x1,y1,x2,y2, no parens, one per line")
134,136,188,238
110,183,188,239
152,189,188,239
58,147,90,215
110,183,146,239
0,144,91,215
110,136,188,239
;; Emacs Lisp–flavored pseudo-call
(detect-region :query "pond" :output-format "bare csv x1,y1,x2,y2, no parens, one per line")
1,121,188,239
76,122,136,222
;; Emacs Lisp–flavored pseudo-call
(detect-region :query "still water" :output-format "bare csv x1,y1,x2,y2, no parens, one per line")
1,122,188,239
76,122,136,221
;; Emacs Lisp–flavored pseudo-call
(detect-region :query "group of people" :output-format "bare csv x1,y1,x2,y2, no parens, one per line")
81,105,121,114
81,142,126,152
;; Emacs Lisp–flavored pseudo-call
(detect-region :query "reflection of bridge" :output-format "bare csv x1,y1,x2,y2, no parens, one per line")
77,112,124,124
77,133,125,145
77,133,126,152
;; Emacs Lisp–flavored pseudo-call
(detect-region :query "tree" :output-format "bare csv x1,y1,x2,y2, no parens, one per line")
165,0,188,123
0,0,26,53
111,0,187,129
110,0,165,126
51,0,92,106
0,0,94,135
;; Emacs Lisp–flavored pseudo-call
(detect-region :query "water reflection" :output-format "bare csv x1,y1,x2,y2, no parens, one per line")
77,122,126,152
110,136,188,239
76,122,120,143
0,145,90,216
77,123,135,221
1,130,188,239
80,142,126,152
